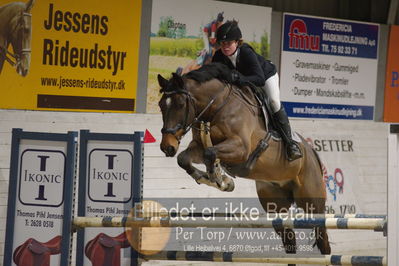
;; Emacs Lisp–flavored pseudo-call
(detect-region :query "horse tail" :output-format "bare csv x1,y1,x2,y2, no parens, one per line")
311,148,323,176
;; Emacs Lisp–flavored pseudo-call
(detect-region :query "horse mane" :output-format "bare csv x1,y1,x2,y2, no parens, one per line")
184,63,233,84
159,63,233,94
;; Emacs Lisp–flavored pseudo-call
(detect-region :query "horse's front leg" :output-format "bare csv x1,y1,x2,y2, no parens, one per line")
177,140,232,191
203,136,248,191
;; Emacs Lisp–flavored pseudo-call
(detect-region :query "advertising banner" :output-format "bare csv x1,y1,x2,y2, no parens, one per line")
0,0,141,112
3,129,77,266
305,135,360,214
76,130,143,266
147,0,272,113
383,25,399,122
280,13,379,120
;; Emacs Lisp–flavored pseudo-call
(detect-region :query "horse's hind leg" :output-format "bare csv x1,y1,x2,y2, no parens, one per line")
307,196,331,254
295,196,331,255
293,141,331,255
315,224,330,254
256,181,297,266
294,172,331,253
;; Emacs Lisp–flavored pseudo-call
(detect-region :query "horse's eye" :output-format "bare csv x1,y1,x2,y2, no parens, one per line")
175,96,185,107
158,101,165,110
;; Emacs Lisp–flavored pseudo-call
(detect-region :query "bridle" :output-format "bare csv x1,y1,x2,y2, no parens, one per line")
161,83,231,143
0,11,32,68
161,89,196,138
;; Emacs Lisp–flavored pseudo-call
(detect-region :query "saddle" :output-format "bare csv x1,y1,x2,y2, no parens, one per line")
233,83,276,133
13,235,62,266
236,82,301,142
85,232,130,266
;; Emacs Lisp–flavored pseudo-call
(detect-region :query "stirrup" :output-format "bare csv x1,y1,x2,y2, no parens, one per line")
287,143,302,161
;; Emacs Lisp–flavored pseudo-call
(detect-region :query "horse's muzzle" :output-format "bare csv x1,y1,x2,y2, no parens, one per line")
17,66,28,77
163,146,176,157
160,134,179,157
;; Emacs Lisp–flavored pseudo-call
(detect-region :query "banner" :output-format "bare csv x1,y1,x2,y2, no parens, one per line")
280,13,379,120
0,0,141,112
305,135,360,214
3,129,77,266
146,0,272,113
76,130,143,266
383,25,399,122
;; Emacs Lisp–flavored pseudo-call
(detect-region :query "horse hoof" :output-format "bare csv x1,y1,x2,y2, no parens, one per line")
223,176,235,192
226,182,235,192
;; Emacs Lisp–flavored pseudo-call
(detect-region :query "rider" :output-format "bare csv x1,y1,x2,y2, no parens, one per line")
202,12,224,64
212,20,302,161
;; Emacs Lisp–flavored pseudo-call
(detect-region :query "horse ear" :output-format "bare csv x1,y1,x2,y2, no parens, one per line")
172,72,185,89
25,0,34,12
157,74,168,89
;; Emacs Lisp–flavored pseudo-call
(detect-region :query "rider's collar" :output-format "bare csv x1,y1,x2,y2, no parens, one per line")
227,47,239,68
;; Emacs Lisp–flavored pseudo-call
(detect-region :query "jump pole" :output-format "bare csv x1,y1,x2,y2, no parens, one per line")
73,216,386,231
141,251,387,266
136,212,387,219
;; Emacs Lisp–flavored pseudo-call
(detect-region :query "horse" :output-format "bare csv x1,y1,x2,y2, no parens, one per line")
157,63,331,262
0,0,34,77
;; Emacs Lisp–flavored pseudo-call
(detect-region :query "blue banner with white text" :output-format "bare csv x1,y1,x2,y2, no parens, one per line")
282,14,379,59
283,102,374,120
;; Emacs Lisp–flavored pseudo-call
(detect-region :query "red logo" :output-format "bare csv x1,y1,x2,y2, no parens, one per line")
288,19,320,51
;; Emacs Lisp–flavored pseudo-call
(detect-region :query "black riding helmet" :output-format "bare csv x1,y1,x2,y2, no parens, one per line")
216,20,242,43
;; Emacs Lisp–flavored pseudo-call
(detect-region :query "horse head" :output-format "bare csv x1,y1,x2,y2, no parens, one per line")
2,0,34,76
158,63,234,157
15,0,34,76
158,72,195,157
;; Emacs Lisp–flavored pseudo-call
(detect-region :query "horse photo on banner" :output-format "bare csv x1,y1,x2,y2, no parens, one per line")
0,0,142,113
146,0,272,113
0,0,34,77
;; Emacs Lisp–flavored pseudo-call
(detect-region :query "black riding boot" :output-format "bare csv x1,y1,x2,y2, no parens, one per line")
273,107,302,161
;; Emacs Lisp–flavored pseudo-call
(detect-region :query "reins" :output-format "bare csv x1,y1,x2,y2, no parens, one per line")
185,82,233,133
0,45,20,68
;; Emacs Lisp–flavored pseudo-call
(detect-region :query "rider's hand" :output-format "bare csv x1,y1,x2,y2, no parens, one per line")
231,70,241,85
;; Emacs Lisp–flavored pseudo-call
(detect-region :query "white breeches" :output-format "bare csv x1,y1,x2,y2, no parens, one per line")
263,73,281,113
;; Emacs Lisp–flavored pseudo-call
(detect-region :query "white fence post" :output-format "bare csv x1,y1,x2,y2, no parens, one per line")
388,128,399,266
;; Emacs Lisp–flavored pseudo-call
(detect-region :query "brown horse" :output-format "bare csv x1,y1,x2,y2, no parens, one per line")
157,63,331,260
0,0,34,76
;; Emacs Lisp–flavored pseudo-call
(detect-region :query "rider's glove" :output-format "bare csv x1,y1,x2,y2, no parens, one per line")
231,70,241,85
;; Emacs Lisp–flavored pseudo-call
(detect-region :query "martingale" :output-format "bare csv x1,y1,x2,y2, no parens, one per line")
42,39,127,75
